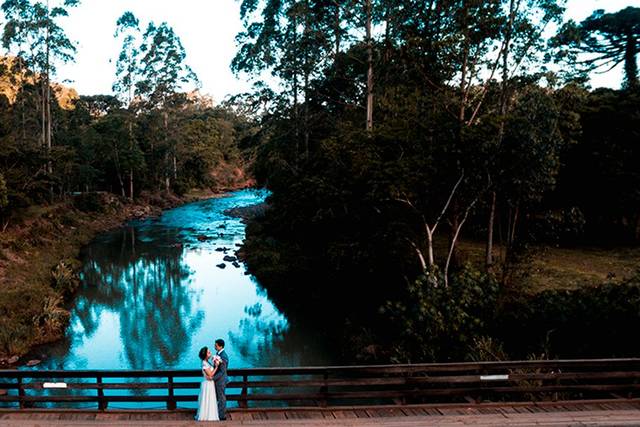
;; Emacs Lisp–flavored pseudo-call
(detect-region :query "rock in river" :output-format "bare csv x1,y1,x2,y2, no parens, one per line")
223,255,237,262
216,263,226,269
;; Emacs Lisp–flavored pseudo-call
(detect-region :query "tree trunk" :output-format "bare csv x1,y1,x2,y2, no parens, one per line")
45,0,53,201
448,201,460,269
458,4,470,123
129,170,134,201
426,227,435,268
506,203,519,261
163,111,170,192
445,197,480,287
41,81,46,149
510,204,519,247
17,56,26,144
624,31,638,89
365,0,373,131
128,120,134,201
114,149,126,198
172,153,177,181
292,13,300,159
117,171,126,198
303,1,310,159
334,2,341,59
486,191,496,268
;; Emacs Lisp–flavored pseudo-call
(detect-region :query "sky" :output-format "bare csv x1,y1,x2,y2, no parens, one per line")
28,0,640,101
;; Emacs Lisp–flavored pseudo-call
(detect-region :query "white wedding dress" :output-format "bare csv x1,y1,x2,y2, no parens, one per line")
196,360,219,421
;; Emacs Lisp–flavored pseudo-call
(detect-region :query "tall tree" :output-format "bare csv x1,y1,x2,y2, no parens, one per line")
233,0,378,142
1,0,79,193
113,11,141,199
113,11,140,106
472,0,565,267
553,6,640,90
135,20,198,191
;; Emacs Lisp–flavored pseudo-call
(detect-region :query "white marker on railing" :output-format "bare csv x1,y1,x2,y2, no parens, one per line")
480,375,509,381
43,382,68,389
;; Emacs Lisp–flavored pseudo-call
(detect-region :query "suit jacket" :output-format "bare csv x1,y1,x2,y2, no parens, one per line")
213,349,229,384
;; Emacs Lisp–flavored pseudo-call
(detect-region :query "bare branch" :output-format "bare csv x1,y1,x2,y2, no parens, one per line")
433,170,465,234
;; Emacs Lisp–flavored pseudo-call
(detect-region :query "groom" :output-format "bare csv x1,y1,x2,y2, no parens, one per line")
212,338,229,420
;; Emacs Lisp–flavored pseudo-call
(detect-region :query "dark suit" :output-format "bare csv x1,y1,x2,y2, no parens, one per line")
213,349,229,419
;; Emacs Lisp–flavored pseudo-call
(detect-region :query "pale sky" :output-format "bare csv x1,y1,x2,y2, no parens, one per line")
11,0,640,101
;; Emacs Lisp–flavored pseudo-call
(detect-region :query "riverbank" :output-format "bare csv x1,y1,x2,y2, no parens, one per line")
0,186,249,364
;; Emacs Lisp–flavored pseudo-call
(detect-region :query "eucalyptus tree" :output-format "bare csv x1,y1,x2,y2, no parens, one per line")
134,21,198,191
113,11,141,199
364,0,565,280
113,11,140,106
468,0,566,267
233,0,381,143
1,0,79,183
553,6,640,90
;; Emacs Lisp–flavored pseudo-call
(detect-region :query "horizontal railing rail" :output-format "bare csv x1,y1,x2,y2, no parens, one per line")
1,358,639,410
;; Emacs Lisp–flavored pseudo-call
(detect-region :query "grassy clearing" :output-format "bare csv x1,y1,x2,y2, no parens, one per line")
521,245,639,292
455,239,640,293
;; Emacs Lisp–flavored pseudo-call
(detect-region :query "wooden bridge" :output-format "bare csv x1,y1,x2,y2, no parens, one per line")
1,358,640,425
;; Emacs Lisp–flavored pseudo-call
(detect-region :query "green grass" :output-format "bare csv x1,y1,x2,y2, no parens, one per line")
454,239,640,293
522,245,639,292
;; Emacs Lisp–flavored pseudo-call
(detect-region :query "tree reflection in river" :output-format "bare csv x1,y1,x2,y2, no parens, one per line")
37,190,331,372
71,225,204,369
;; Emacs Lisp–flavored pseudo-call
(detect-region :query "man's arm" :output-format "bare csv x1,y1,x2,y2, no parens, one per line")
213,355,227,381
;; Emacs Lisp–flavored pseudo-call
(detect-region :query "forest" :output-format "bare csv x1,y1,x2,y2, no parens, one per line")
0,0,639,362
231,0,640,361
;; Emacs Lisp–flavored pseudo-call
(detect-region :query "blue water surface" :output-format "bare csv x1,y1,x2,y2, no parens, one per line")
38,189,330,371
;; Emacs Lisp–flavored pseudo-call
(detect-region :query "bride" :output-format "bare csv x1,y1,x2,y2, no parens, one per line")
196,346,220,421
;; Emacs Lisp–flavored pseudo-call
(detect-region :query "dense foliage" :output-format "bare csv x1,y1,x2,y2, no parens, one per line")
236,1,640,361
497,275,640,359
0,0,638,362
0,7,257,228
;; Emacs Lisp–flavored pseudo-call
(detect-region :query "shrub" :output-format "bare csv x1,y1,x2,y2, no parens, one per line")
496,274,640,358
73,192,105,213
51,261,80,298
382,265,500,362
34,296,70,339
0,320,30,356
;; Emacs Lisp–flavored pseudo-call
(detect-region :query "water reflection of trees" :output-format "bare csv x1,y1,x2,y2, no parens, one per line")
228,302,330,368
74,225,204,369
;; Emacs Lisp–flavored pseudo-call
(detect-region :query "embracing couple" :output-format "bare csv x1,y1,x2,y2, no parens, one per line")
196,339,229,422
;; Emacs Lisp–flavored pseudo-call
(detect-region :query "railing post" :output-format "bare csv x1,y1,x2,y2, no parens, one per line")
97,376,107,411
319,372,329,407
240,374,248,409
17,376,25,409
477,368,485,404
167,376,176,410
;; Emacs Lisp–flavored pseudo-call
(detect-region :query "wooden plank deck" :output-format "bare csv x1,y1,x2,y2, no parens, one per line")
1,399,639,426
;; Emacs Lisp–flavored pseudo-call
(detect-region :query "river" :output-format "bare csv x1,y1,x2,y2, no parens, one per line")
36,189,331,371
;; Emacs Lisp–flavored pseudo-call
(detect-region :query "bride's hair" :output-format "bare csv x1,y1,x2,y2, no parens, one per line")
198,346,209,361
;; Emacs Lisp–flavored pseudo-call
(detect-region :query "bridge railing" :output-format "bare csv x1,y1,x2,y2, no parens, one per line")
1,358,639,410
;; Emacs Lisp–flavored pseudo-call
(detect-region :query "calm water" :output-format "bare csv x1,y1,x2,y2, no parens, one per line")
38,189,331,371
